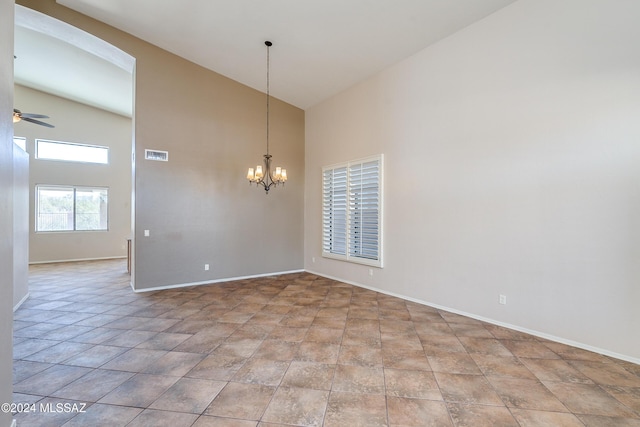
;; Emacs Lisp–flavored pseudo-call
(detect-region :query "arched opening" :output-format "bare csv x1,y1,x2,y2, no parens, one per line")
14,5,136,296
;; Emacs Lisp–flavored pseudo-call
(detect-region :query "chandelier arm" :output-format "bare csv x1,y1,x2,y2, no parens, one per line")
257,178,273,193
263,154,276,192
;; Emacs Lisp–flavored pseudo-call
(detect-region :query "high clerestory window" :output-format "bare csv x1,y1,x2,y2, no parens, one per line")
36,139,109,164
322,154,383,267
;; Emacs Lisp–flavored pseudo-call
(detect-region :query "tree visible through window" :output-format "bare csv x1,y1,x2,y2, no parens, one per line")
36,185,108,232
322,155,383,267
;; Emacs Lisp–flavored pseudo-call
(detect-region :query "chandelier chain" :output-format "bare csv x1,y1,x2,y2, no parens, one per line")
266,42,270,156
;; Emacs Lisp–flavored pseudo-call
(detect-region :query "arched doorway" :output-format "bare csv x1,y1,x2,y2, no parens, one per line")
14,5,136,293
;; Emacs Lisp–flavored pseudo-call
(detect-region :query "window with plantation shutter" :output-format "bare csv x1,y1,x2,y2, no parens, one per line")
322,155,383,267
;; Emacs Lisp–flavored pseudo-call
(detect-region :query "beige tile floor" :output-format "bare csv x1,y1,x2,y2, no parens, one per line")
12,259,640,426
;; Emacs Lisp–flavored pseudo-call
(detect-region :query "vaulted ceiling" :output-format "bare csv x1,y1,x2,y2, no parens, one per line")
15,0,517,114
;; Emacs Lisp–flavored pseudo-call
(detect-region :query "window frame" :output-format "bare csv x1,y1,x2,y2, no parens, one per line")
322,154,383,268
35,138,110,164
35,184,109,233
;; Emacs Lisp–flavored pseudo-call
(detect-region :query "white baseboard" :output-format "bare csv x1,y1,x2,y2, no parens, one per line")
13,292,30,312
29,256,126,265
132,269,305,293
305,269,640,366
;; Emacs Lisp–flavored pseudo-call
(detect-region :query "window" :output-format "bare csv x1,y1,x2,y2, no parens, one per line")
323,154,383,267
36,139,109,164
36,185,109,232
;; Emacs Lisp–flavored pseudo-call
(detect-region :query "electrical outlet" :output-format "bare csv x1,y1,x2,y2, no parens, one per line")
144,229,150,237
204,264,209,271
499,295,507,305
369,269,374,276
312,257,316,263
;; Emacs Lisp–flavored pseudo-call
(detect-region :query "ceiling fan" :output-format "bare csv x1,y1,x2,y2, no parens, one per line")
13,109,54,128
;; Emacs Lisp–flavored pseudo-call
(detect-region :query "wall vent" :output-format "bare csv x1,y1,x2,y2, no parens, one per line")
145,149,168,161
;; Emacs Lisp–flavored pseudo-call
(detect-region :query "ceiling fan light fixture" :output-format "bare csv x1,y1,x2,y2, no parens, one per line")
12,108,55,128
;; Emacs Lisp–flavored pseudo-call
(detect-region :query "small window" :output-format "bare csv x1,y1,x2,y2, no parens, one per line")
13,136,26,151
36,139,109,164
322,154,383,267
36,185,109,232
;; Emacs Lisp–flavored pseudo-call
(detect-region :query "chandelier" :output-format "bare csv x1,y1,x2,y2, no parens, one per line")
246,41,287,194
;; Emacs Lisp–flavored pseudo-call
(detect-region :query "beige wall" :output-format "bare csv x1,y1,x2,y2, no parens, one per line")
15,85,132,263
0,0,15,423
18,0,305,290
305,0,640,362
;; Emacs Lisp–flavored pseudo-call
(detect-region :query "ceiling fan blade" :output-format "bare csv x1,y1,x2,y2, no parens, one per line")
20,112,49,119
22,117,55,128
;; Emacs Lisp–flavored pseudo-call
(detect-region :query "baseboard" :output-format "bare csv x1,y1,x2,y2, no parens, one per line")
132,269,306,293
29,256,126,265
305,269,640,366
13,292,30,312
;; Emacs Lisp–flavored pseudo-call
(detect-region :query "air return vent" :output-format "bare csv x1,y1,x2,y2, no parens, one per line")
145,149,168,161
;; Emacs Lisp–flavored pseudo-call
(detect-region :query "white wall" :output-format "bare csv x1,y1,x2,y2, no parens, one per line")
305,0,640,362
13,143,29,309
0,0,15,424
14,85,132,263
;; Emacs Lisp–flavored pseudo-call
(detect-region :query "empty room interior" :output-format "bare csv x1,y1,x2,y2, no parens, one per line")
1,0,639,426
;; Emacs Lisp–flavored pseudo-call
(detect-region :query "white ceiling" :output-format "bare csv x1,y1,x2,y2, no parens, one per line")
16,0,517,112
14,23,134,117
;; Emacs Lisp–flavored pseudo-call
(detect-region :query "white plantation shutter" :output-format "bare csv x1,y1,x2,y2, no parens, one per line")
349,160,380,261
322,155,383,267
322,166,348,255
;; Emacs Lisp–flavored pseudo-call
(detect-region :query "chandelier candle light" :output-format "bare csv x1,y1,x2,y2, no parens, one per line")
247,41,287,194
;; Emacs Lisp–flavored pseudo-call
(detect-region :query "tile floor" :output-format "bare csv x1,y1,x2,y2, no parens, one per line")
12,259,640,426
